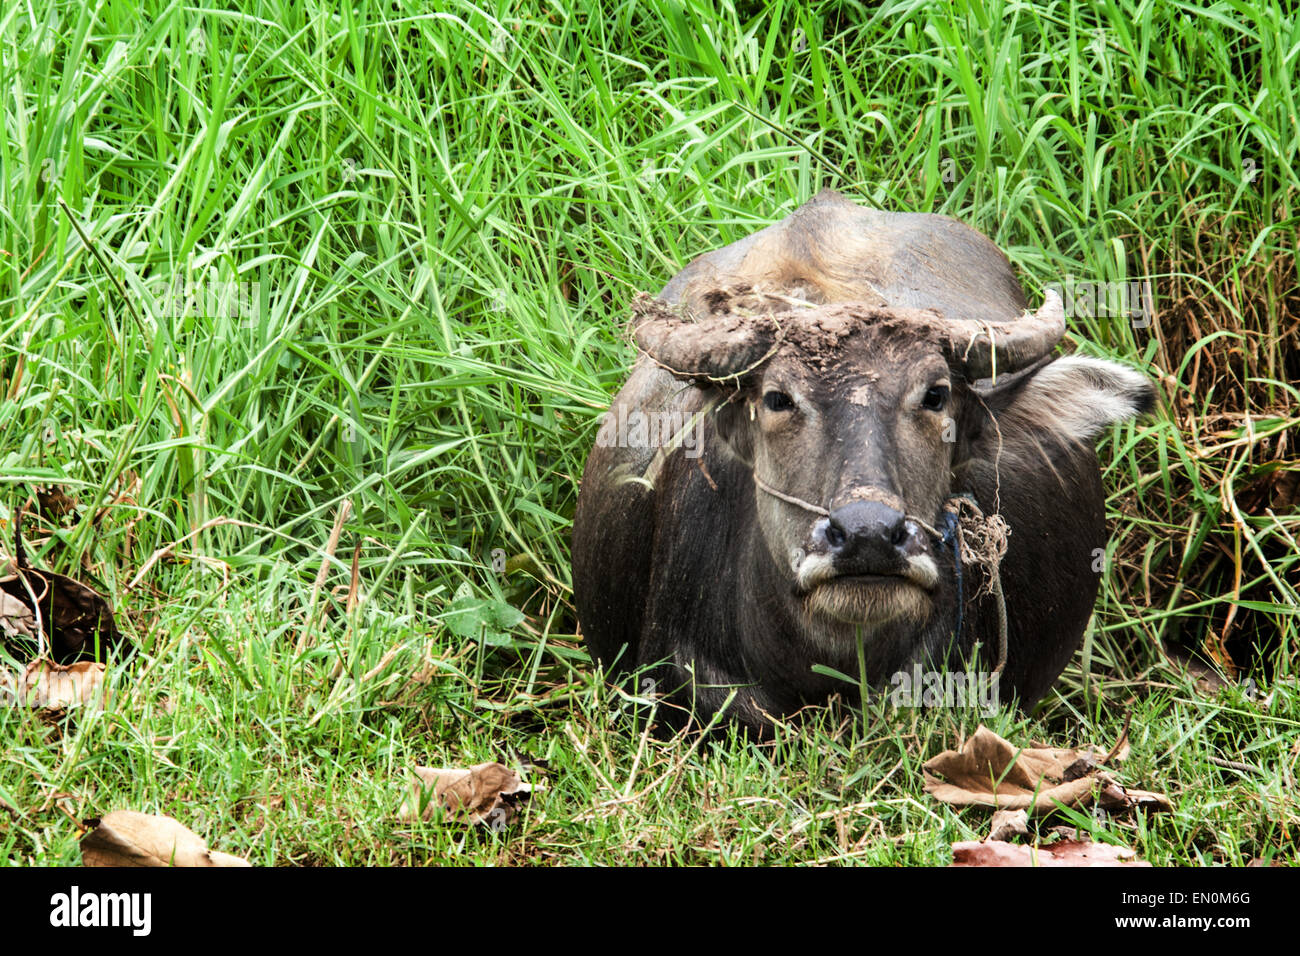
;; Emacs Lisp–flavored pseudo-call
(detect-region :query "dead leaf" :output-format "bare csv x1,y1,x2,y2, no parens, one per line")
0,588,38,643
401,761,532,829
1097,780,1173,813
1,658,110,711
951,838,1150,867
923,725,1168,815
10,565,122,662
1062,752,1099,780
0,510,126,663
924,726,1103,812
21,659,108,709
988,808,1029,842
36,485,79,523
81,810,250,867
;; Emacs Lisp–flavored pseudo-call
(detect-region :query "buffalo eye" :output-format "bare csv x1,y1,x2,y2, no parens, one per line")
922,385,949,411
763,390,796,413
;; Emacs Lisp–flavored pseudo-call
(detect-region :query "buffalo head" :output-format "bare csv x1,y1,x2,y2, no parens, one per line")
630,287,1152,649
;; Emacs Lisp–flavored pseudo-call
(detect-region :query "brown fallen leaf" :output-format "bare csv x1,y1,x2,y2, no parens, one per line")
924,725,1103,812
988,808,1030,842
81,810,250,867
1,588,39,644
1062,752,1100,780
4,659,109,710
15,565,122,662
1,511,127,664
923,725,1168,815
1097,780,1173,813
951,838,1150,867
401,761,532,829
36,485,79,523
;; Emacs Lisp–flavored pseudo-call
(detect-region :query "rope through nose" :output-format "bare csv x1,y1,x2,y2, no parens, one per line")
753,473,830,516
753,471,1010,682
922,494,1009,681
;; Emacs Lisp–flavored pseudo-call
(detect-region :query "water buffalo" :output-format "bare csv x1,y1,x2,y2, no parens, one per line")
573,189,1154,733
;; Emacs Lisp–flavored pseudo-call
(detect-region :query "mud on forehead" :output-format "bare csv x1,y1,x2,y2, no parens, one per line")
679,283,950,350
765,306,953,383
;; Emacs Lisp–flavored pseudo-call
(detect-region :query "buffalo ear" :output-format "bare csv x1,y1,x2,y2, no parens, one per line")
1003,354,1156,441
964,354,1155,451
630,293,779,384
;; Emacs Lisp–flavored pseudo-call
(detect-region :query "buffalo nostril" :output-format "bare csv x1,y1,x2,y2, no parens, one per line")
826,521,846,549
891,523,907,546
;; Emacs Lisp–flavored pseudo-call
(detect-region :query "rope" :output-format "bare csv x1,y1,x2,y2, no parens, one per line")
945,494,1010,680
753,474,829,516
940,509,963,647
